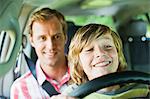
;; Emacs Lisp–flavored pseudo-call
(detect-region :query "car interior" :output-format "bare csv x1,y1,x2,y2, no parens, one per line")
0,0,150,98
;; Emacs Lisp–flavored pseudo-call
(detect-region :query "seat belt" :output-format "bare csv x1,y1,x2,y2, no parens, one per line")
24,53,59,96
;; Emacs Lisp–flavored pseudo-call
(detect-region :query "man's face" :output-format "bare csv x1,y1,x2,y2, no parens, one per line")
30,17,66,67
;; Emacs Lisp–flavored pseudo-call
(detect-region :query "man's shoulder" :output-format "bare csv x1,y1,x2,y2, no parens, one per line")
12,71,33,86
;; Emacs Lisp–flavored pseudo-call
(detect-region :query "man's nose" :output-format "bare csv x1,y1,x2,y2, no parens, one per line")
47,38,55,49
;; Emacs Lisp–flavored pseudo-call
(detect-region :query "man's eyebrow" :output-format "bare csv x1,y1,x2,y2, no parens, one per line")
37,34,45,37
56,33,62,34
53,33,62,36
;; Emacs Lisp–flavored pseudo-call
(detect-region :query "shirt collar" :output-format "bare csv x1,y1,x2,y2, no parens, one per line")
36,59,46,85
36,59,70,86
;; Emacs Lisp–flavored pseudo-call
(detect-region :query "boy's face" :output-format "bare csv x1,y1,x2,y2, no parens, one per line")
79,33,119,80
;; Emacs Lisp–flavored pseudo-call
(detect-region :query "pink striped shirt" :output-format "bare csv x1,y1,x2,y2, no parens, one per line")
10,60,70,99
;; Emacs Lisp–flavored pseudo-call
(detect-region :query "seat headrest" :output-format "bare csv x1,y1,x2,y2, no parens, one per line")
118,19,147,38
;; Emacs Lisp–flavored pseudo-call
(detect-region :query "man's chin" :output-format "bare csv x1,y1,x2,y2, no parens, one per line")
42,58,56,65
45,62,56,67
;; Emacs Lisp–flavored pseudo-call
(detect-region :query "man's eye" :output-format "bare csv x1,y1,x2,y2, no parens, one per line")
40,36,46,41
54,35,61,40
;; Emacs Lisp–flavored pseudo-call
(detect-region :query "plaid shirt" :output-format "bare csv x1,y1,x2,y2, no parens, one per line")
10,60,70,99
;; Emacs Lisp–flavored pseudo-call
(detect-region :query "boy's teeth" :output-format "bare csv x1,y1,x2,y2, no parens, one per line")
95,61,110,67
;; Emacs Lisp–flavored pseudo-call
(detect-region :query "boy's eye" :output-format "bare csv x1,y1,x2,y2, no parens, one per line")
85,48,94,52
105,45,111,47
104,45,113,49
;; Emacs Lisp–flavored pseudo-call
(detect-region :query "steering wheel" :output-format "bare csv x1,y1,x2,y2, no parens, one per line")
69,71,150,98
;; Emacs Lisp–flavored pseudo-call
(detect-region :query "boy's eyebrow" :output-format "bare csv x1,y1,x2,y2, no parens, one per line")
98,36,112,41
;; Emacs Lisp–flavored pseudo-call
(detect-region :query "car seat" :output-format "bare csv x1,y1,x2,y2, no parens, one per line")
117,19,150,73
0,32,28,98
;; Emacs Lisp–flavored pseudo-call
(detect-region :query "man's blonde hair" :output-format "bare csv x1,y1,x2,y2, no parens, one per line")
28,7,67,39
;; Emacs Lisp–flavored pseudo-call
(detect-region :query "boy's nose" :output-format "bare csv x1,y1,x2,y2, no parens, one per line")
95,47,106,58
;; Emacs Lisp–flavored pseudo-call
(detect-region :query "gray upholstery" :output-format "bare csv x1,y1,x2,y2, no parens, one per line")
118,19,150,73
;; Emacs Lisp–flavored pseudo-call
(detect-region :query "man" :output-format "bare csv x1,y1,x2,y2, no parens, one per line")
11,7,70,99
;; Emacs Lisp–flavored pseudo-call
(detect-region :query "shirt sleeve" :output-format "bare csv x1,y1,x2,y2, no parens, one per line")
10,82,19,99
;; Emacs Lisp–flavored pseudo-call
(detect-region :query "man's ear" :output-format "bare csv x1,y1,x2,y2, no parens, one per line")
65,35,68,44
29,34,35,47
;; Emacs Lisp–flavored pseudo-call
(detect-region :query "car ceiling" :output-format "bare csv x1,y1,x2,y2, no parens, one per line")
1,0,150,24
23,0,150,23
